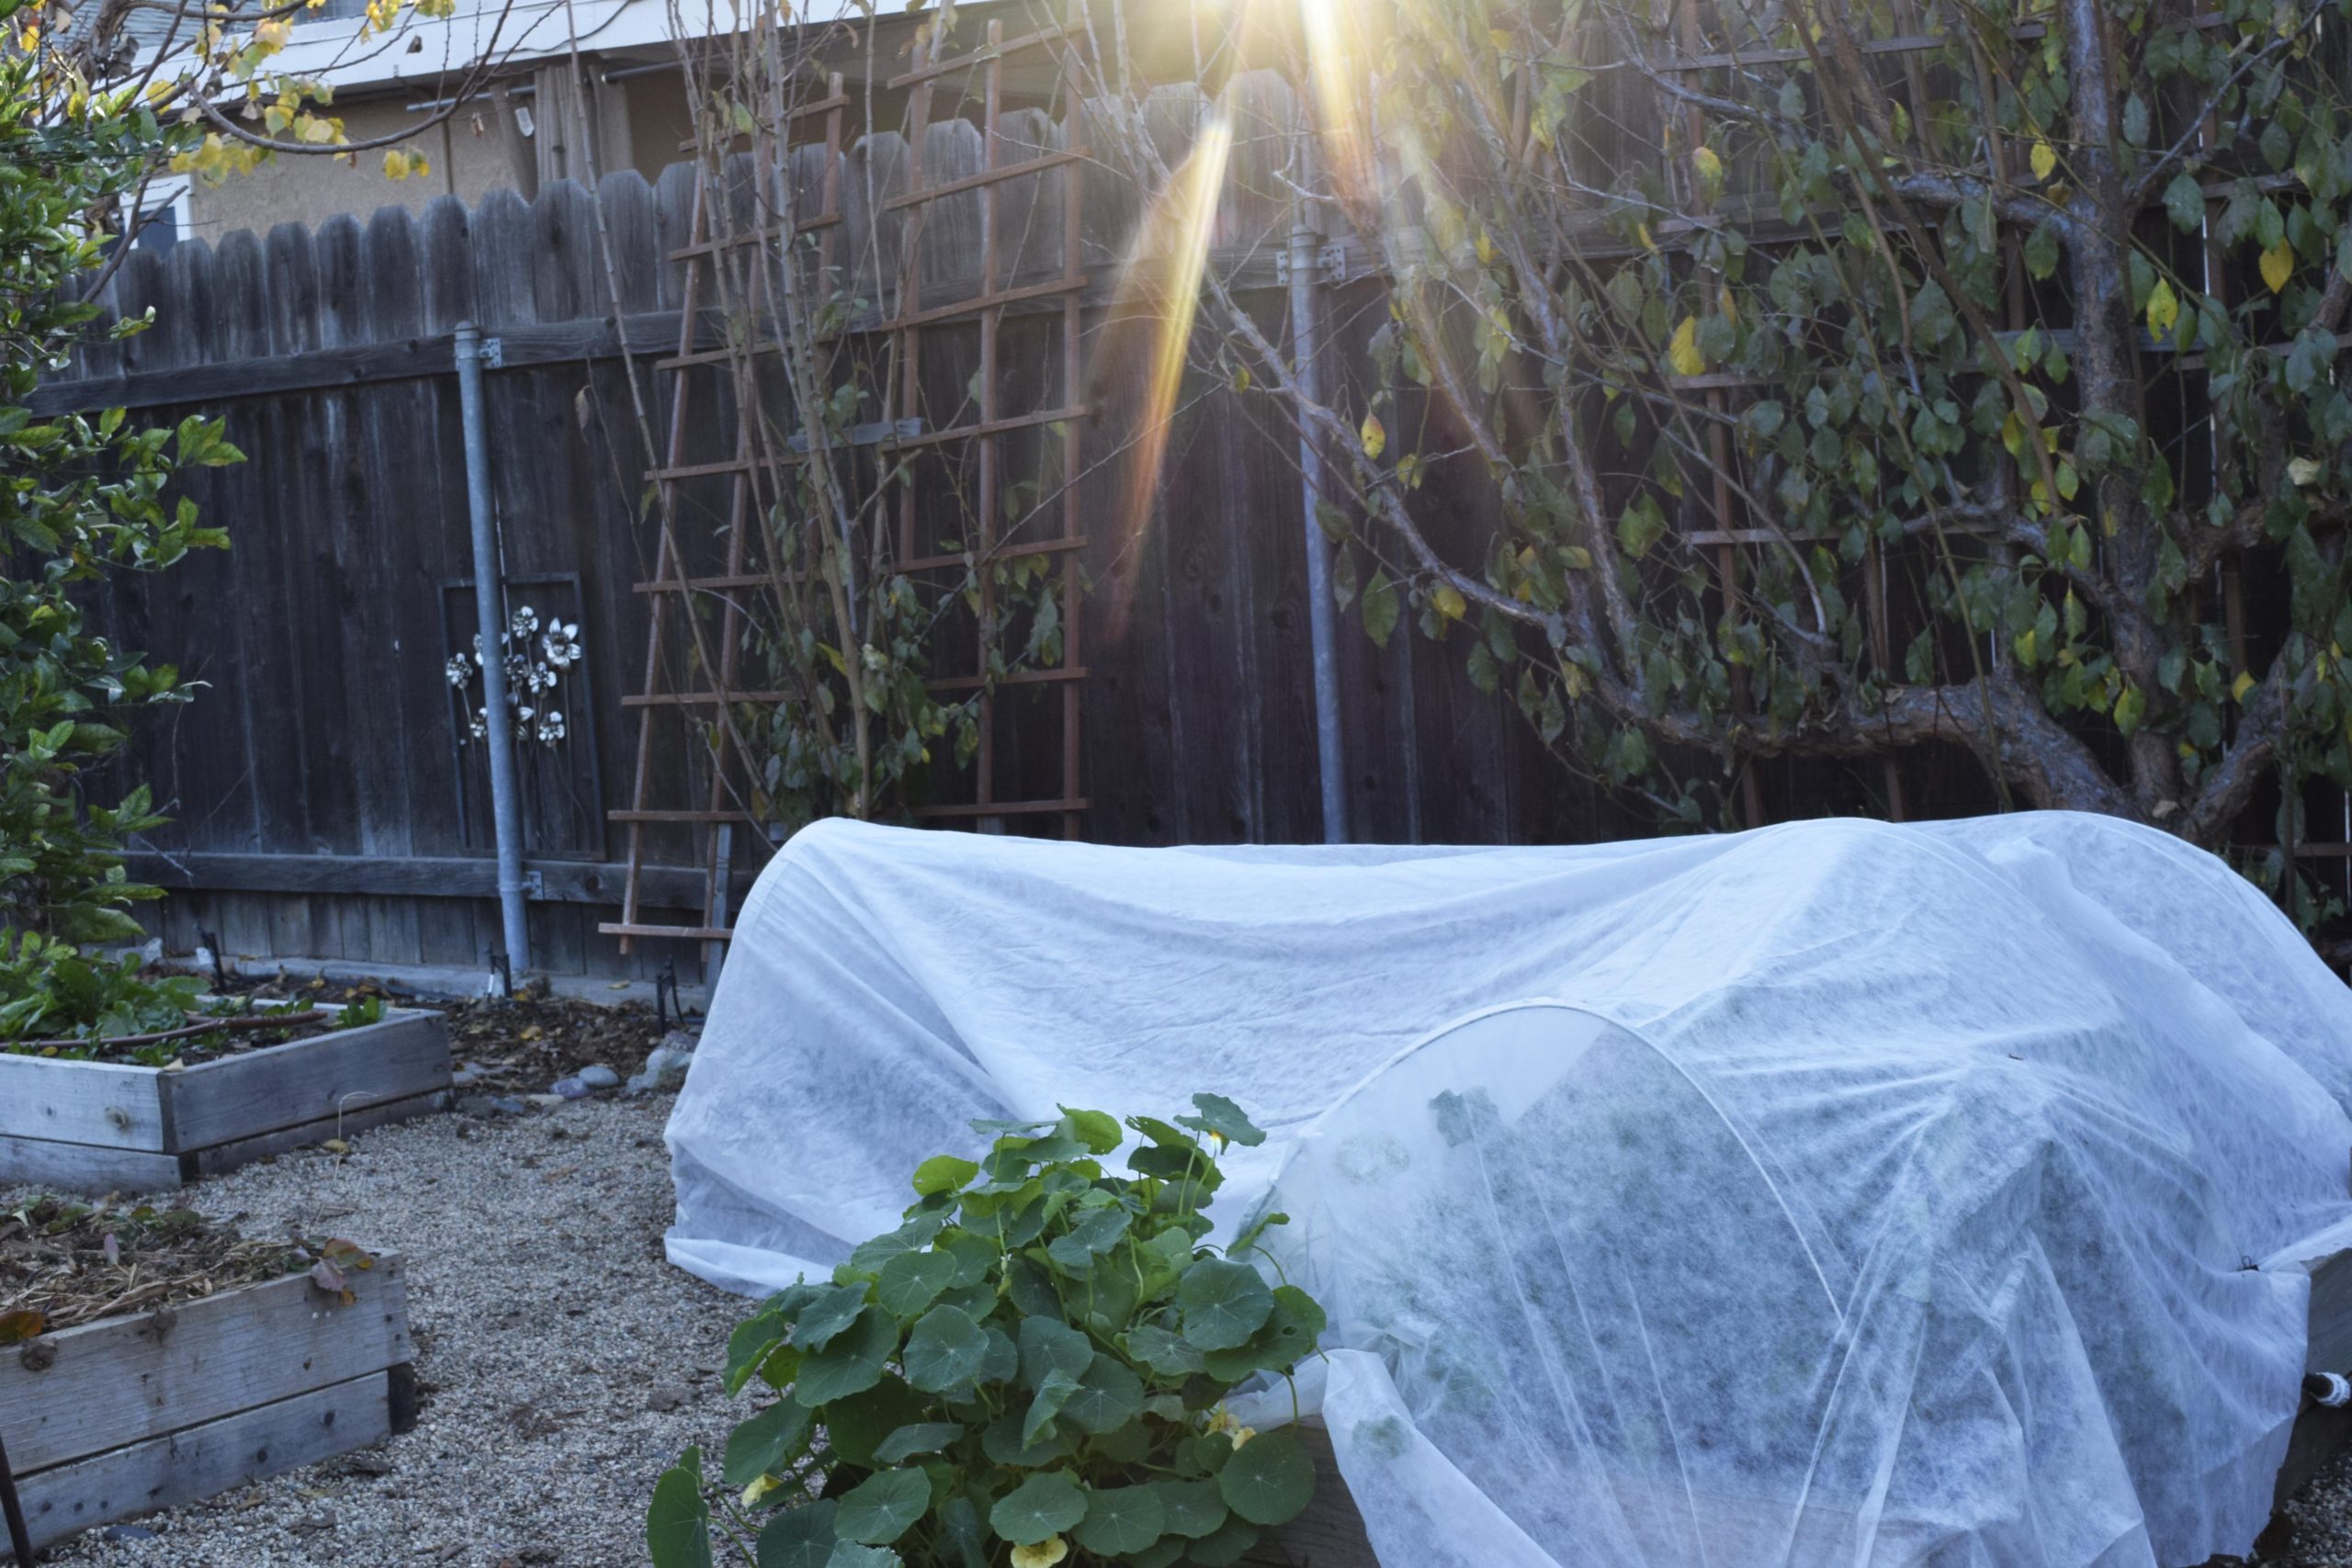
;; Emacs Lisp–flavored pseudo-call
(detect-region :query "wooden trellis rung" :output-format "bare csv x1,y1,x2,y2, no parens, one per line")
914,797,1091,819
883,151,1087,209
893,277,1091,331
885,23,1066,89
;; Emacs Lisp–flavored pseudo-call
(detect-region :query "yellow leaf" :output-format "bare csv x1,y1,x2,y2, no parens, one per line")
1475,230,1495,266
2232,671,2256,702
2029,139,2057,181
1360,412,1385,460
1691,145,1724,206
2260,239,2294,294
1433,584,1467,622
1667,316,1705,377
382,148,409,179
2144,278,2179,341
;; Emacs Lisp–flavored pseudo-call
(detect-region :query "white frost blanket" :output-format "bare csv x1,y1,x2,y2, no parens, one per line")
664,812,2352,1567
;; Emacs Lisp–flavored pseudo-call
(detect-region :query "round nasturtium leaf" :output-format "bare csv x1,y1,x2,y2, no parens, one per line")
1124,1540,1187,1568
873,1421,965,1465
820,1545,900,1568
646,1451,712,1568
1177,1259,1274,1350
1151,1479,1229,1539
752,1499,839,1568
983,1410,1071,1467
1017,1316,1095,1388
1072,1483,1167,1556
902,1303,989,1393
1216,1429,1315,1526
790,1284,874,1350
1022,1369,1082,1448
1178,1092,1266,1147
1201,1284,1329,1382
989,1470,1089,1545
1183,1515,1262,1567
721,1397,814,1487
792,1307,897,1406
1061,1352,1145,1434
836,1467,932,1545
978,1324,1020,1384
1125,1322,1205,1379
876,1250,956,1318
821,1377,927,1469
1057,1105,1123,1154
911,1154,980,1196
937,1228,1001,1287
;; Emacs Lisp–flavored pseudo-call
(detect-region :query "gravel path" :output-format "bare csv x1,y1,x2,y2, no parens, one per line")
17,1093,750,1568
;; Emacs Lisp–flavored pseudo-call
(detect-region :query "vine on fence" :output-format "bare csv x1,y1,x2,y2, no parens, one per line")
640,4,1075,835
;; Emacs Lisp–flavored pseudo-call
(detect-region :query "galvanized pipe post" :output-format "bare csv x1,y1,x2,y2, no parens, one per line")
1288,211,1349,843
453,322,533,979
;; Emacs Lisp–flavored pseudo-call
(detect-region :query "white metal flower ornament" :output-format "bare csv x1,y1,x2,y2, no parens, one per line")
450,604,578,749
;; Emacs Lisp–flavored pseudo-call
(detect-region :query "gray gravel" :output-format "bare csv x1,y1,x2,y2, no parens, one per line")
2237,1443,2352,1564
18,1093,750,1568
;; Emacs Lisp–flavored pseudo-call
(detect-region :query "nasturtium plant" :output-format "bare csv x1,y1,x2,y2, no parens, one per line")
647,1096,1325,1568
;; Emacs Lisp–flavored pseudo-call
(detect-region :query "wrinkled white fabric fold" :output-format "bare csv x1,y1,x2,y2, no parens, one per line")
665,811,2352,1566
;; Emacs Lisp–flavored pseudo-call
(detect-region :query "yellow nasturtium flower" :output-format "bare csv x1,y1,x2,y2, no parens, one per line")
741,1474,784,1508
1205,1404,1256,1447
1011,1537,1069,1568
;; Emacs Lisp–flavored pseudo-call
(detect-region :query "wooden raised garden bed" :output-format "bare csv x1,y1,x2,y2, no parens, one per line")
0,1008,451,1194
2,1251,413,1553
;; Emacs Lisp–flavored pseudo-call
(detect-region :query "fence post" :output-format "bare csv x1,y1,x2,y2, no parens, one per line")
1289,196,1349,844
453,321,533,982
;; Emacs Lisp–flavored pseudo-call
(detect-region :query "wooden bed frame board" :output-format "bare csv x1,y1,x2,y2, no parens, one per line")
0,1009,450,1192
1,1255,413,1551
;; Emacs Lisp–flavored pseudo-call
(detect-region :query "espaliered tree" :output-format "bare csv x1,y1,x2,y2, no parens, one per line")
1069,0,2352,893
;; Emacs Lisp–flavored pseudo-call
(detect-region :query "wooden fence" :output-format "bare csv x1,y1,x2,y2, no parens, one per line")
41,69,1959,982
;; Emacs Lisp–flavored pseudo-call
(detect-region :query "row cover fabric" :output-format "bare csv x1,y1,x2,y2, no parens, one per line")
663,811,2352,1567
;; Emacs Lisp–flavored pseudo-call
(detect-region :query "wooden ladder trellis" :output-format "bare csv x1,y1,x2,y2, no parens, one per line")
602,68,849,956
889,17,1092,833
604,18,1093,957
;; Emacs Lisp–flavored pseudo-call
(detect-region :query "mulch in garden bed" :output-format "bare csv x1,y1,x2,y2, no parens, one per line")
0,1195,372,1345
3,996,393,1069
228,974,679,1093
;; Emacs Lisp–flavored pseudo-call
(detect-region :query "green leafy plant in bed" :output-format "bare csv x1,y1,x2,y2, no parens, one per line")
649,1095,1325,1568
0,61,239,1047
0,941,388,1064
